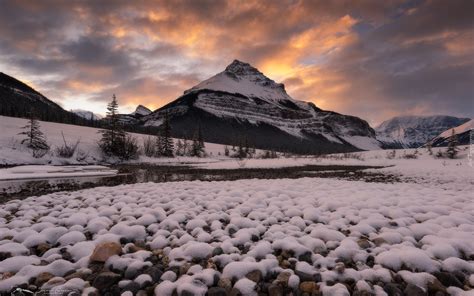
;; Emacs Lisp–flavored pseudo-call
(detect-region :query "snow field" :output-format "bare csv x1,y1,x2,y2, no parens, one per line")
0,176,472,295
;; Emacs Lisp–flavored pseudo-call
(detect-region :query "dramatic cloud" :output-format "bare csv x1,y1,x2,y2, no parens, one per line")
0,0,472,124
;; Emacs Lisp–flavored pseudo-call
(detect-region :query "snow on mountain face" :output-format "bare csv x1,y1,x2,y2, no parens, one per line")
431,119,473,147
438,119,473,138
186,60,295,105
143,60,379,152
72,109,102,121
132,105,152,116
376,115,470,148
117,105,152,125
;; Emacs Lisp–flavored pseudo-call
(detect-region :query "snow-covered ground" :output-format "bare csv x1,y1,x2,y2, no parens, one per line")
0,165,117,181
0,151,473,295
1,115,473,295
0,115,232,166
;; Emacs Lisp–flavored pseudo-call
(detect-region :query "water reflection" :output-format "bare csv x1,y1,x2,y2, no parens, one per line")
0,164,386,202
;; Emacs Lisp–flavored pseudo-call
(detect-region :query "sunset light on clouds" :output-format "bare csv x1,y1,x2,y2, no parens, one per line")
0,0,472,124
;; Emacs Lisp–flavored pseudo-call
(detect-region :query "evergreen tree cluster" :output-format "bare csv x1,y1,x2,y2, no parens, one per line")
98,95,139,160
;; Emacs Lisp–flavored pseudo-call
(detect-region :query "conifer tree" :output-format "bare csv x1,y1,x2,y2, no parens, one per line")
426,140,433,155
446,129,459,159
182,137,190,156
19,110,50,157
98,94,126,157
191,125,205,157
176,139,184,156
160,112,174,157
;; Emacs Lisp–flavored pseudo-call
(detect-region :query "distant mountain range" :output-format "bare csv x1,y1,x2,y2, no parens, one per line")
1,65,471,154
142,60,379,154
375,115,470,148
72,109,103,121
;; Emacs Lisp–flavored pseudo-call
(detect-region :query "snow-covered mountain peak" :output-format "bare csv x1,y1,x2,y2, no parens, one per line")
185,60,292,104
132,105,152,116
224,60,262,77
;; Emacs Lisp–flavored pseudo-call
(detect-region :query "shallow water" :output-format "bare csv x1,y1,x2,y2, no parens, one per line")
0,164,392,202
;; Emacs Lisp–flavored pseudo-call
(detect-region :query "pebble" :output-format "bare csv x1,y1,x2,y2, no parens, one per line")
92,271,121,291
89,241,122,263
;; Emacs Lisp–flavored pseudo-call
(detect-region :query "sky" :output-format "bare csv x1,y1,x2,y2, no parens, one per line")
0,0,472,125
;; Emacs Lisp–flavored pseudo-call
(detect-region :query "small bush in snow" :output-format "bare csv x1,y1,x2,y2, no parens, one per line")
121,135,140,160
402,153,418,159
55,132,80,158
386,150,397,159
143,136,156,157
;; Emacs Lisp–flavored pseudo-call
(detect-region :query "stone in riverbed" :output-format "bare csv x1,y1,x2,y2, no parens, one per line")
34,272,54,287
427,278,447,295
383,283,403,296
246,270,263,283
275,271,291,286
299,281,318,294
268,283,284,296
208,287,227,296
357,239,371,249
90,241,122,263
404,284,427,296
434,271,463,288
92,271,121,291
218,277,232,291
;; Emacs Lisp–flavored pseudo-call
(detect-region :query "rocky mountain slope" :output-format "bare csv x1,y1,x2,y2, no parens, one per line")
430,119,473,147
72,109,103,121
376,115,470,148
0,72,83,124
142,60,380,154
117,105,152,125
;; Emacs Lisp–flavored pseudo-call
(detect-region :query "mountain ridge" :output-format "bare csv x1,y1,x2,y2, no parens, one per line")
376,115,470,148
142,60,380,154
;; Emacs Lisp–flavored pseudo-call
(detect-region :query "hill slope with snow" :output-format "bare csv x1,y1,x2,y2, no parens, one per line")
0,72,83,124
431,119,473,147
143,60,380,154
375,115,470,148
0,115,229,165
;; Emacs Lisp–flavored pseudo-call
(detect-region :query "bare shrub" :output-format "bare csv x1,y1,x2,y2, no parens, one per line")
121,135,140,160
143,136,156,157
55,132,80,158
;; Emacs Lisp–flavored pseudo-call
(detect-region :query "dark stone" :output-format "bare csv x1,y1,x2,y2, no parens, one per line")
434,271,463,288
246,270,263,283
92,272,121,291
427,279,447,295
404,284,427,296
295,270,313,282
0,252,12,261
123,281,140,294
144,266,163,282
207,287,227,296
366,255,375,267
268,283,284,296
298,251,312,264
383,283,403,296
212,247,224,256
